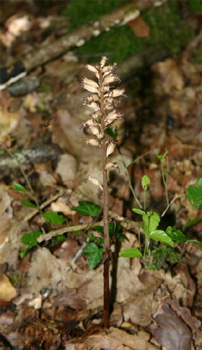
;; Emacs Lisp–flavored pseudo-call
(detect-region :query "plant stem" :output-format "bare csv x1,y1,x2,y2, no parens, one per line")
0,142,41,213
99,67,110,328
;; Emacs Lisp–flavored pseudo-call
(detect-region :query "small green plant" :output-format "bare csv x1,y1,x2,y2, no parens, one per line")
10,182,67,257
121,176,202,269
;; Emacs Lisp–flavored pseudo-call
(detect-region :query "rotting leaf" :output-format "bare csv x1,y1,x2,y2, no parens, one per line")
128,15,150,38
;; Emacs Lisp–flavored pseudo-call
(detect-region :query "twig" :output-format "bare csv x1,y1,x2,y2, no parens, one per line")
161,195,180,217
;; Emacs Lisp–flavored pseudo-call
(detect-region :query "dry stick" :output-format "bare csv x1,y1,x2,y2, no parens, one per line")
99,68,110,328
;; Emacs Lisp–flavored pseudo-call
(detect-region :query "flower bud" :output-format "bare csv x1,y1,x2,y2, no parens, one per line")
83,101,100,111
91,111,102,119
102,63,117,73
105,162,120,172
104,74,120,85
106,141,116,158
105,111,123,126
100,56,108,67
83,119,98,127
85,64,98,74
85,139,100,147
90,126,100,136
105,104,113,111
82,77,98,88
85,94,99,103
87,176,103,191
105,89,125,98
83,83,99,94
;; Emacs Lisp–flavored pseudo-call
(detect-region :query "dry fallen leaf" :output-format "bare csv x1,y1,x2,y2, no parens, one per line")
149,303,192,350
0,274,17,302
128,16,150,37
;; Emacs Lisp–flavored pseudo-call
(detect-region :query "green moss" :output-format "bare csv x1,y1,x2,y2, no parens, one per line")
192,48,202,64
77,26,144,64
65,0,130,30
142,0,192,55
188,0,202,12
73,0,192,64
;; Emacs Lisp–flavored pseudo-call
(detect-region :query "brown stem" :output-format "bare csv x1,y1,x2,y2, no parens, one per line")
99,67,110,328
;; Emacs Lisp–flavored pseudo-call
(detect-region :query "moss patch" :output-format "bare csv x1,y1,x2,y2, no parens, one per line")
65,0,192,64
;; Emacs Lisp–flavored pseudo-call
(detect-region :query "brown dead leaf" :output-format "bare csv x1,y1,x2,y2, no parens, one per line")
0,91,21,138
128,16,150,37
163,298,201,334
56,154,78,188
123,289,158,327
84,327,152,350
51,200,74,216
149,303,192,350
0,274,17,302
152,58,184,94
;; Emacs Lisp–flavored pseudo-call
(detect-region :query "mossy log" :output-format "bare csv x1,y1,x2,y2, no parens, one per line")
20,1,155,72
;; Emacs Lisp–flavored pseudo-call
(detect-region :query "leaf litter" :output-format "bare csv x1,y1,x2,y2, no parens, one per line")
0,0,202,349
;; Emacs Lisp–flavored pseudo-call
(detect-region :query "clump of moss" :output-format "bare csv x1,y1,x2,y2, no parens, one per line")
151,245,181,269
71,0,192,64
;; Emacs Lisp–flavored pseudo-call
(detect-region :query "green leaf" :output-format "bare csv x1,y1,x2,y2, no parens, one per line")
21,230,42,247
147,265,158,270
141,175,150,191
150,230,174,247
51,234,66,246
166,226,187,242
187,179,202,207
157,149,169,160
132,208,145,215
198,242,202,251
19,246,32,258
120,247,142,258
83,243,104,270
72,201,101,217
105,127,117,139
21,199,37,208
43,211,66,224
93,222,125,242
183,216,202,230
12,183,27,192
142,211,160,235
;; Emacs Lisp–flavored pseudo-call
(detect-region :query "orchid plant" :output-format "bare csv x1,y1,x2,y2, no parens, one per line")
81,56,125,327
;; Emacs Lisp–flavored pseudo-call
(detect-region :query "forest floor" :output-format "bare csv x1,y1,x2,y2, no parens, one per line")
0,1,202,349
